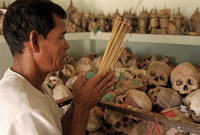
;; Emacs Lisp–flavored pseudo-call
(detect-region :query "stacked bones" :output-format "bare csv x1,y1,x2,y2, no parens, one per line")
44,48,200,135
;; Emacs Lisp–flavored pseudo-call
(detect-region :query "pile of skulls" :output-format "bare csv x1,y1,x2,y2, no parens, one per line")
44,48,200,134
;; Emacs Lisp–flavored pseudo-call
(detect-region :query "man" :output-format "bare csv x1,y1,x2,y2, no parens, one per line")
0,0,116,135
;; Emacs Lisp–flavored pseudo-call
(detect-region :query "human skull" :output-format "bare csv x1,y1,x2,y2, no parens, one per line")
114,61,124,69
91,56,102,71
131,69,147,85
103,109,135,134
161,56,172,66
65,75,78,90
129,120,169,135
171,62,199,94
86,107,103,132
115,65,138,80
61,64,76,77
52,85,72,101
117,89,152,112
116,79,145,95
86,52,100,60
184,89,200,122
147,61,172,86
46,76,63,89
118,48,132,61
76,57,95,73
121,54,138,68
65,55,76,65
44,71,57,82
148,87,182,109
140,54,157,70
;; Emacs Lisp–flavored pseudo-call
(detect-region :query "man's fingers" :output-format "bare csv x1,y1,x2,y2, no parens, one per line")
99,79,116,95
96,70,116,90
89,70,112,85
73,71,87,90
101,86,115,97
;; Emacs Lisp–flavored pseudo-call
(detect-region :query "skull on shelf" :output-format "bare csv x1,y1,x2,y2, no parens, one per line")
184,89,200,122
88,21,99,32
146,61,172,86
71,10,82,27
81,12,88,32
66,21,78,33
148,87,182,109
75,57,95,73
170,62,199,94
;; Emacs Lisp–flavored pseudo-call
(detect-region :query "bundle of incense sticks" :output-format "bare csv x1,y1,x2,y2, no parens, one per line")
98,17,130,74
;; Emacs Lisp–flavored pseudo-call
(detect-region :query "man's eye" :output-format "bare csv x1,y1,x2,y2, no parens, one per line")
60,36,64,39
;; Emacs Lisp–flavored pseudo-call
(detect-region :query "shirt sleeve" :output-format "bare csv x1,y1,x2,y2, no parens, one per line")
5,109,62,135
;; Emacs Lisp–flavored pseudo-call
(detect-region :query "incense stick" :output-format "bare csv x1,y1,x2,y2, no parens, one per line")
98,18,130,74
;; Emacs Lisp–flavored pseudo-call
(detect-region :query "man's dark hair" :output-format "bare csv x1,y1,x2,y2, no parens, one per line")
3,0,67,56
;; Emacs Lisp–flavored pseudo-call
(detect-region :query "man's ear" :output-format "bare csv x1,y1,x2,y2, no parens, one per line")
29,30,40,53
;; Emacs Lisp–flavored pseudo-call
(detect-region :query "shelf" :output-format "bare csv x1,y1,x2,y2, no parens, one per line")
1,33,200,46
66,32,200,46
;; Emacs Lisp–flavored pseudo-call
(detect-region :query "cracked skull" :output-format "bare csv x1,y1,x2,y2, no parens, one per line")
170,62,199,94
147,61,172,86
116,89,152,112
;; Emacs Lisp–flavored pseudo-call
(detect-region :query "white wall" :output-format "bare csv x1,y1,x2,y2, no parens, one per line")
0,0,200,18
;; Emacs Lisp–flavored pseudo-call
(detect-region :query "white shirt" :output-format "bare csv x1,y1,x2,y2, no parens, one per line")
0,68,63,135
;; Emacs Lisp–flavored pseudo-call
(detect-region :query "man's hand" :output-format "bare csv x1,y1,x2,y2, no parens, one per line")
72,70,116,111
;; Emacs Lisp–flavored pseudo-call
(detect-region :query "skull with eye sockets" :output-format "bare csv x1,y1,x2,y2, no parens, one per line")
148,87,182,109
170,62,199,94
146,61,172,87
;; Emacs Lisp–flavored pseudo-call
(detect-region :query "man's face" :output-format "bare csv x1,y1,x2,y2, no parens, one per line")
39,14,70,72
